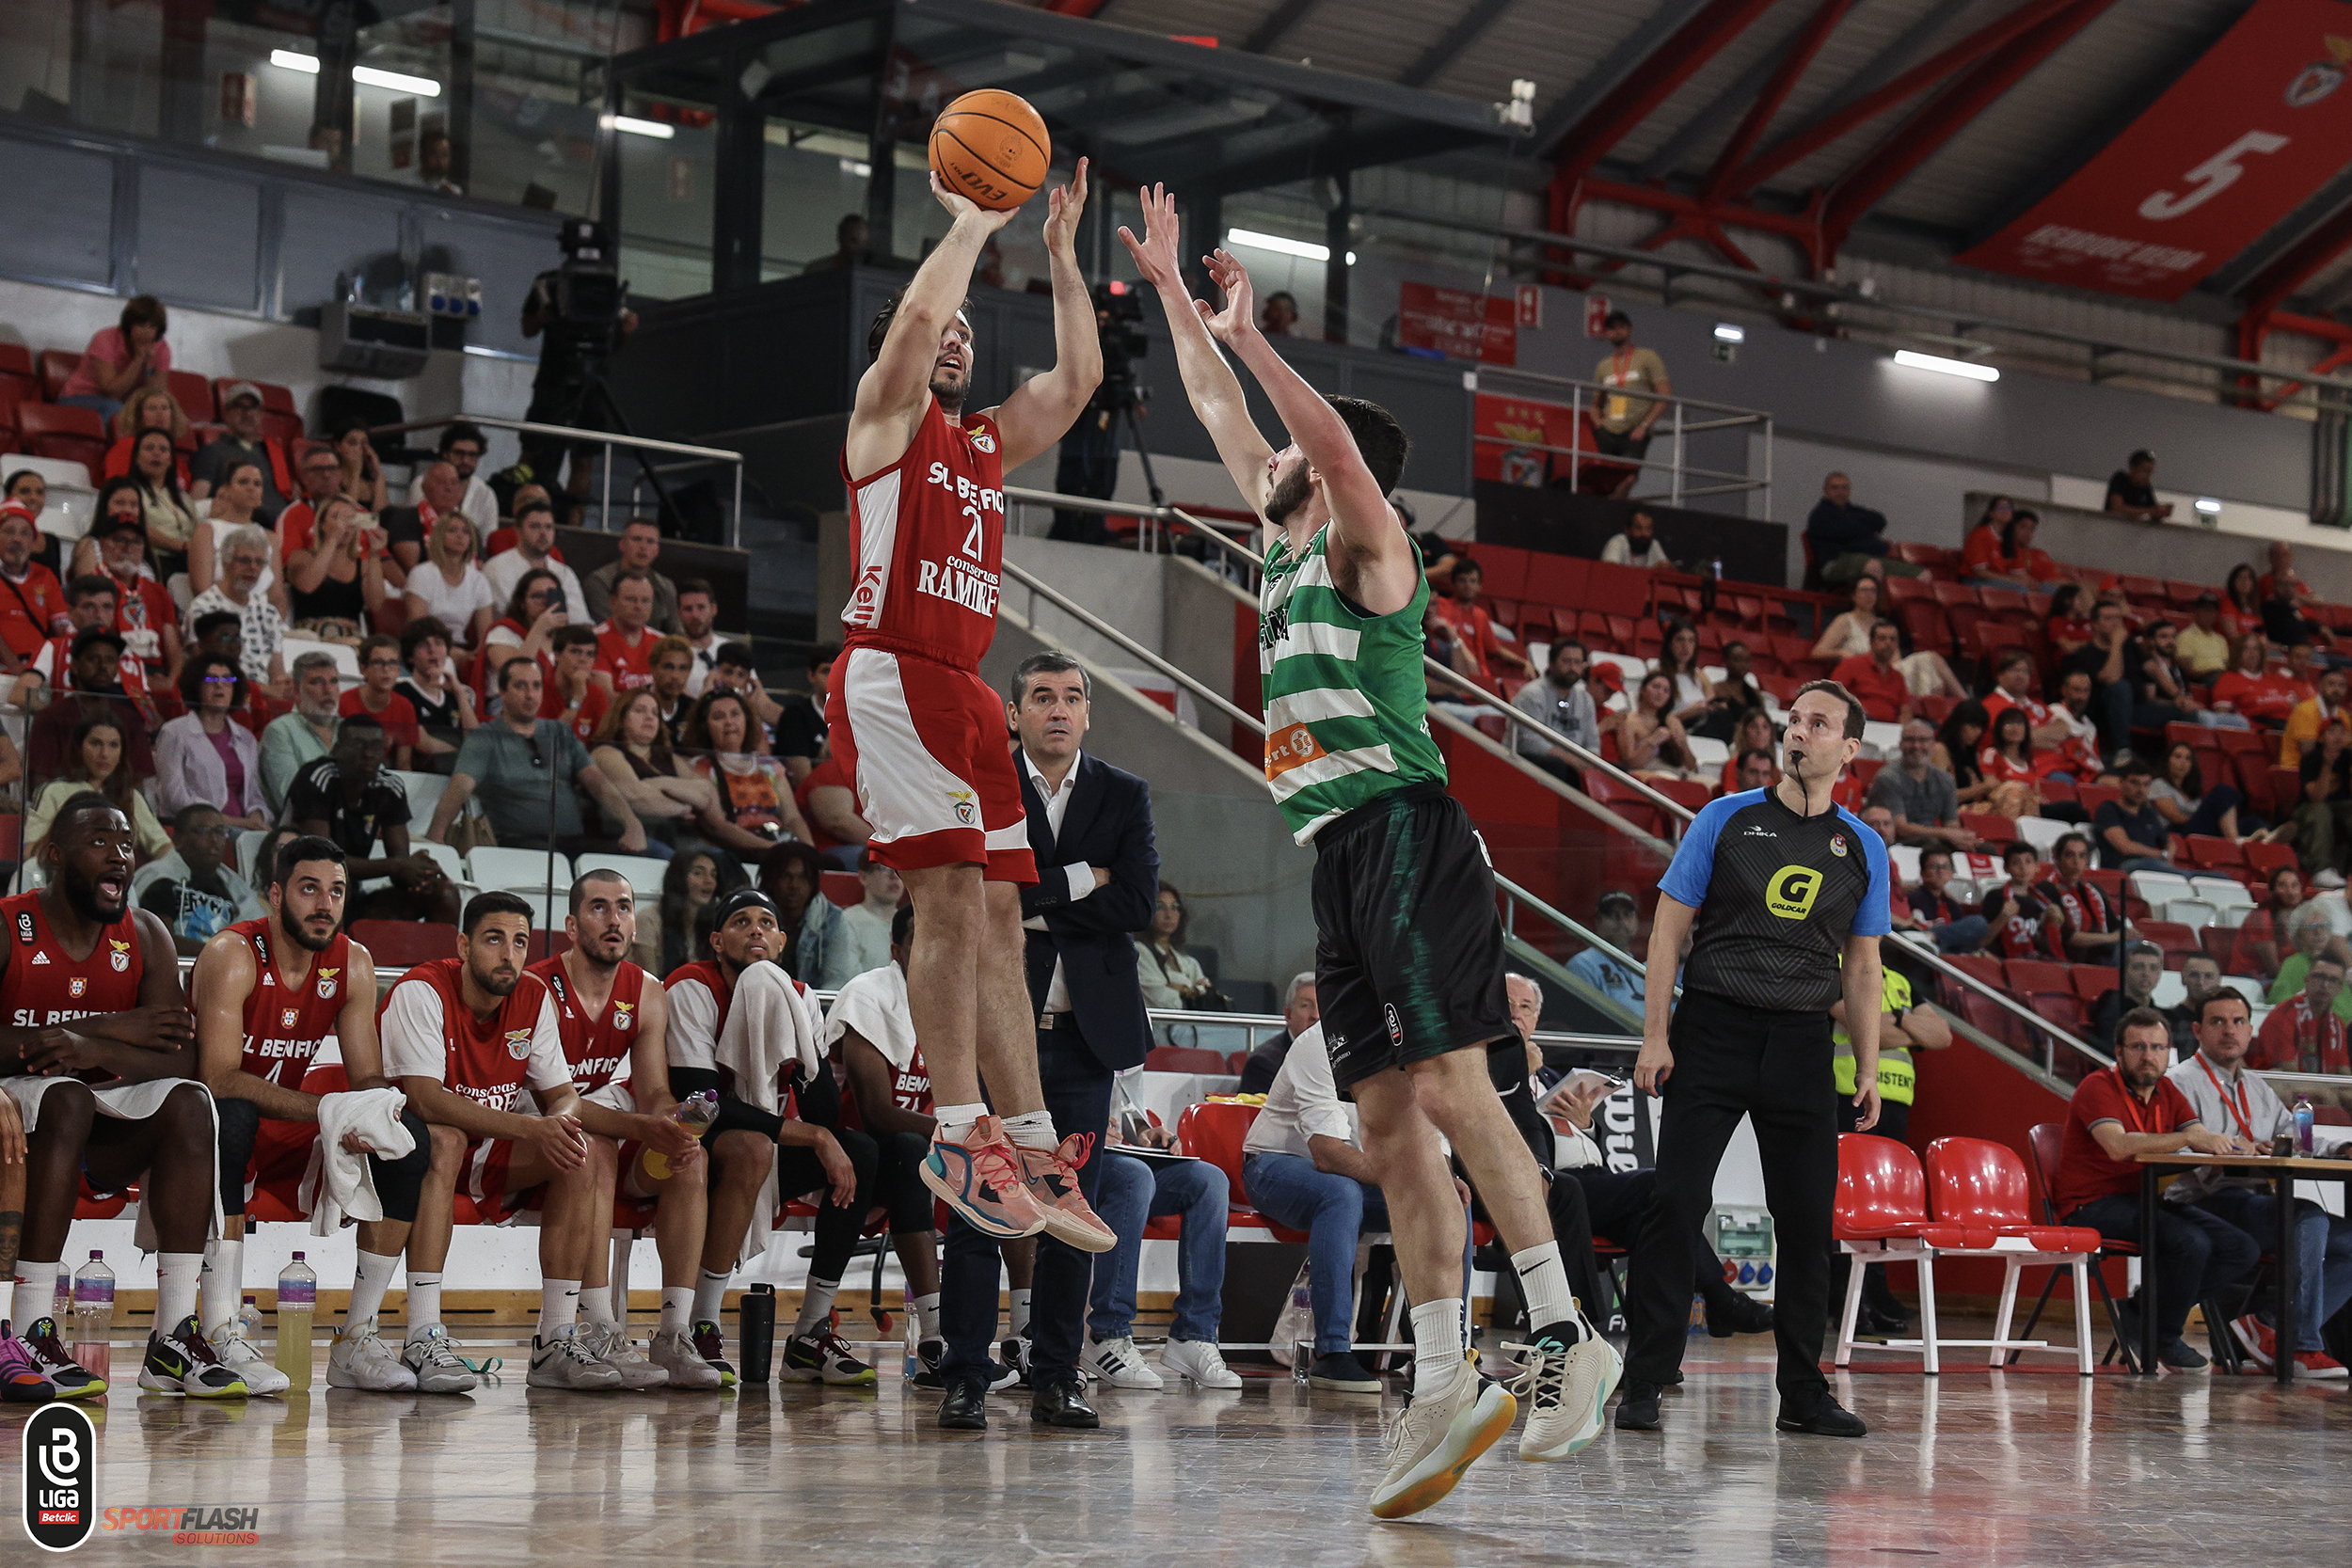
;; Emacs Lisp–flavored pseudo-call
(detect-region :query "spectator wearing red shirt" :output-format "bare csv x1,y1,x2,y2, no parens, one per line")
2038,832,2121,962
341,632,425,768
1978,840,2069,960
1906,847,1989,954
2039,671,2110,784
0,501,70,666
1830,619,1910,724
593,571,660,694
2252,954,2351,1073
2211,631,2308,726
795,751,871,869
275,444,350,562
2258,541,2315,609
545,624,612,740
1427,558,1531,684
2051,1010,2254,1368
87,507,181,679
8,574,154,726
2042,583,2092,659
1980,650,2072,749
1962,507,2064,586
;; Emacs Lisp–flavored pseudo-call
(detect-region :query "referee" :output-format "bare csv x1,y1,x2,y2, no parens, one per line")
1613,681,1888,1437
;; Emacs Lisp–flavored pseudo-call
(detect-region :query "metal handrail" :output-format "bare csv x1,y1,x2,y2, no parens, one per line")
1886,931,2112,1078
999,558,1263,736
1425,705,1678,855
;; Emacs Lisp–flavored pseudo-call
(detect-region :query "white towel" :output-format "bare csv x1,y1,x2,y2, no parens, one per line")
711,961,827,1262
300,1087,414,1236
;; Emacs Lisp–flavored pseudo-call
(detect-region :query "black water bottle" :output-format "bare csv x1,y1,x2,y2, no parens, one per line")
739,1283,776,1384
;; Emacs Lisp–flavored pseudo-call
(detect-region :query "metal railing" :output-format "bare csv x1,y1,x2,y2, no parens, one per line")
1465,367,1773,507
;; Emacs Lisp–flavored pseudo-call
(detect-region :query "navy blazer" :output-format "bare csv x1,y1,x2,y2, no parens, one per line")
1019,751,1158,1073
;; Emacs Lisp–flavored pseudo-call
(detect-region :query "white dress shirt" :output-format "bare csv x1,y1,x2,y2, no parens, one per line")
1019,749,1103,1013
1241,1022,1359,1160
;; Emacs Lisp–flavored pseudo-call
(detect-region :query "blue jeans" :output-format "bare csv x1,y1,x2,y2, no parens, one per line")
57,392,119,420
2112,856,2175,878
2067,1192,2261,1341
2194,1188,2352,1352
1088,1152,1229,1343
1244,1150,1388,1354
1931,915,1990,953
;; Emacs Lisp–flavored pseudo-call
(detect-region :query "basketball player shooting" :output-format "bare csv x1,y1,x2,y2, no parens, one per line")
832,159,1116,1259
1121,187,1616,1518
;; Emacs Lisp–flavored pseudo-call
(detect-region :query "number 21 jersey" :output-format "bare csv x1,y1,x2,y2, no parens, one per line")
839,396,1007,673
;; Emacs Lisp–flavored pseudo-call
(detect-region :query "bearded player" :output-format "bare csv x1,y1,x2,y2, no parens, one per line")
0,794,237,1399
528,869,721,1390
831,156,1116,1274
1122,190,1613,1516
192,834,433,1395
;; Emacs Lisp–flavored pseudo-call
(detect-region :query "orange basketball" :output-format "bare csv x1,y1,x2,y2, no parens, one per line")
929,89,1051,213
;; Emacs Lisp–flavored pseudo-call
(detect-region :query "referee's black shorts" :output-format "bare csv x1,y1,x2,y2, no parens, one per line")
1313,782,1512,1091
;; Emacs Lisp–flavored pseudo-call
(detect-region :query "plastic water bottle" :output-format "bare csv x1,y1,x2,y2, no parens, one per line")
50,1267,71,1326
276,1253,317,1387
2294,1095,2316,1157
642,1091,719,1181
71,1252,113,1378
902,1304,920,1382
238,1297,265,1340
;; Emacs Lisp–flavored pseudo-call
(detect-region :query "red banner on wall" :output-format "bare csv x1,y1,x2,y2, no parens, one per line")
1956,0,2352,301
1397,282,1516,365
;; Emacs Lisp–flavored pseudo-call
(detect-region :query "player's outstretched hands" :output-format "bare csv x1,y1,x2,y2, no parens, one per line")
1041,157,1089,258
1196,249,1255,344
1117,183,1184,290
930,170,1018,233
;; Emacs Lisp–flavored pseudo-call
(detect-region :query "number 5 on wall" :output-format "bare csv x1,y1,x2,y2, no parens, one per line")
2137,131,2290,221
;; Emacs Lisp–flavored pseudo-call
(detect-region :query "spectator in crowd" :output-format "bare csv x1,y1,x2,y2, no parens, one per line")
189,382,293,519
1831,958,1949,1334
757,839,855,989
1565,889,1644,1013
274,442,347,559
771,645,834,780
2050,1006,2251,1370
85,507,177,682
1982,650,2074,749
1593,310,1671,499
1511,638,1596,784
284,494,390,643
131,801,267,957
404,506,497,651
329,420,389,515
56,293,170,420
1719,707,1778,793
2170,955,2227,1042
1085,1111,1241,1389
9,574,154,724
1907,847,1989,953
1259,290,1298,334
2280,665,2348,768
1981,839,2069,960
2043,671,2112,784
2134,619,2243,735
2209,630,2300,725
2042,584,2092,659
1978,706,2042,818
1734,746,1777,792
2171,594,2230,683
484,497,585,613
2290,720,2352,886
340,633,426,769
2262,573,2327,654
683,689,810,845
1240,1021,1387,1390
2104,449,2172,522
1238,973,1320,1096
184,525,287,695
285,715,462,925
2168,991,2352,1377
1652,620,1717,730
674,578,722,693
1867,719,1976,850
1830,618,1912,725
707,639,785,735
795,752,869,869
804,213,869,273
1702,641,1767,732
426,655,647,854
2095,759,2174,873
1136,881,1217,1011
583,517,682,633
2260,540,2316,607
1962,496,2021,584
1615,671,1697,781
126,426,198,581
483,567,567,708
2265,899,2352,1018
656,848,739,976
836,847,902,979
2150,741,2257,844
543,624,612,741
2091,942,2174,1051
588,685,778,860
259,651,343,816
396,615,476,753
152,655,266,827
26,713,168,862
1823,578,1967,704
1600,506,1671,569
2253,951,2349,1075
24,623,153,784
1429,558,1533,685
593,573,662,694
2235,864,2349,981
188,456,282,604
2218,564,2265,641
2058,597,2145,756
1805,471,1915,588
100,389,185,487
404,422,497,541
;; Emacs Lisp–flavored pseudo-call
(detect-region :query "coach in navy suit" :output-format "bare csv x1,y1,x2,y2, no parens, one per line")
939,649,1159,1429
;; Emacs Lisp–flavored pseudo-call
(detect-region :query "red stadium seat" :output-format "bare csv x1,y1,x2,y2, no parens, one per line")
1898,598,1952,658
1961,811,2016,843
349,920,460,968
0,344,39,406
2245,840,2297,879
2137,921,2200,969
2074,784,2122,817
37,349,80,401
1930,581,1979,610
2069,964,2115,1003
165,368,216,423
2183,835,2242,870
1176,1101,1306,1243
2030,992,2087,1036
820,869,862,908
2003,958,2072,995
1145,1046,1231,1073
16,402,107,471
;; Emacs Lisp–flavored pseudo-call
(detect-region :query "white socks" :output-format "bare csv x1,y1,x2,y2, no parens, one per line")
796,1276,840,1337
1000,1109,1058,1152
157,1253,202,1329
934,1102,986,1143
18,1261,60,1323
1009,1287,1033,1338
200,1238,244,1334
912,1291,941,1341
539,1279,581,1339
1510,1243,1581,1343
1410,1298,1468,1398
0,1279,14,1324
692,1269,730,1327
580,1287,618,1327
348,1250,400,1329
660,1286,694,1335
405,1273,444,1342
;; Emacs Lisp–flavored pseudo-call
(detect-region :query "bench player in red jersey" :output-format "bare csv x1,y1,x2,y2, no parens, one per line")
192,833,433,1396
0,792,236,1400
833,154,1116,1309
379,891,620,1393
527,869,721,1390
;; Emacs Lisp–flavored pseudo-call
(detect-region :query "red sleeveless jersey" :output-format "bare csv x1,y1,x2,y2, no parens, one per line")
529,955,646,1097
378,956,554,1112
838,397,1007,671
0,889,142,1033
229,918,352,1089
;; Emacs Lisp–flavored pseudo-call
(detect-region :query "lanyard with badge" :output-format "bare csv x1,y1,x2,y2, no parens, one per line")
2195,1055,2255,1141
2108,1067,2162,1135
1604,347,1635,424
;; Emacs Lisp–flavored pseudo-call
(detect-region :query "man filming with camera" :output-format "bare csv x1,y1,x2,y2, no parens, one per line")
1050,282,1152,545
520,219,639,521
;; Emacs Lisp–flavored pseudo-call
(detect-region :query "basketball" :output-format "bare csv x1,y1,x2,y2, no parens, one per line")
929,89,1051,212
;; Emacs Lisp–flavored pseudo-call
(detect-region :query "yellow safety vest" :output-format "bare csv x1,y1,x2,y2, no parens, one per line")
1833,968,1916,1105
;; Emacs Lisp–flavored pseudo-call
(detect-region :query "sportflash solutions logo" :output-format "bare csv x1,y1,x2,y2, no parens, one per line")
23,1404,94,1552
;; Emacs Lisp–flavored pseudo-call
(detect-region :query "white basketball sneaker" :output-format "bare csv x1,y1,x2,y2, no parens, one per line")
326,1318,418,1391
209,1320,292,1396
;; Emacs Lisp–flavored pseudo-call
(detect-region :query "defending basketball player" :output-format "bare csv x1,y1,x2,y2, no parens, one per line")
0,794,240,1399
831,155,1117,1264
528,870,721,1390
1122,189,1615,1516
193,834,433,1396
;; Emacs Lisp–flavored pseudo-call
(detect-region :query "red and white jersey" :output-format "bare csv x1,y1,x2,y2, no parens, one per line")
33,635,150,702
108,570,177,669
595,624,657,691
0,889,142,1036
1980,688,2049,730
839,397,1007,672
378,956,566,1113
529,954,648,1102
228,917,351,1089
663,958,734,1074
823,961,930,1127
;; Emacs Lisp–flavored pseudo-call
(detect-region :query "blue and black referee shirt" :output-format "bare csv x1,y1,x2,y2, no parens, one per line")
1657,788,1891,1013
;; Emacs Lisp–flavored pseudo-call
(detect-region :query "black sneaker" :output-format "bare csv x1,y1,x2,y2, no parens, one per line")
782,1328,877,1386
138,1314,248,1398
1776,1399,1867,1436
18,1317,103,1401
691,1321,739,1387
998,1335,1033,1390
1613,1378,1662,1431
909,1337,948,1389
2159,1338,2209,1371
1307,1351,1382,1392
1706,1293,1775,1338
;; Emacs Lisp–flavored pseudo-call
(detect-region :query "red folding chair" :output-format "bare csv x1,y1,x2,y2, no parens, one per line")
1922,1137,2101,1371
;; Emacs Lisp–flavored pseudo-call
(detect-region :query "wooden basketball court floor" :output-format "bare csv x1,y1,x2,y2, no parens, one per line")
8,1323,2341,1565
